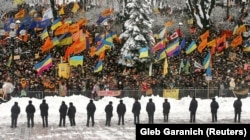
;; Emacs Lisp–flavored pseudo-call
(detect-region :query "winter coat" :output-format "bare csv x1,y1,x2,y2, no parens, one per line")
26,103,36,116
87,102,96,115
117,103,126,115
105,104,113,117
233,99,242,113
210,100,219,113
11,104,20,117
163,101,170,114
146,101,155,115
67,105,76,118
59,103,68,117
40,102,49,116
132,101,141,115
189,98,198,113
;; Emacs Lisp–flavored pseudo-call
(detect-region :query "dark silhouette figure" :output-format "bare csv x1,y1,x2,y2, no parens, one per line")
26,100,36,128
40,99,49,127
105,101,113,126
132,98,141,124
86,99,96,127
67,102,76,126
233,97,242,123
146,98,155,124
163,98,171,122
117,99,126,125
189,96,198,123
11,102,20,128
59,101,68,127
210,97,219,122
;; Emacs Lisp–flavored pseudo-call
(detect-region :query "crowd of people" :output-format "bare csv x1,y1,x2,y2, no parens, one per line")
10,96,243,128
0,1,249,102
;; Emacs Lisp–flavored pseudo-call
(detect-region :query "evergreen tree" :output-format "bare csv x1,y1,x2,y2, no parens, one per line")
119,0,155,67
186,0,215,30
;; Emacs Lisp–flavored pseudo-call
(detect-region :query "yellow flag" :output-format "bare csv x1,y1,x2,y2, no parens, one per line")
235,24,246,35
14,0,24,5
72,2,80,13
165,20,174,27
187,19,194,25
163,58,168,76
59,7,65,15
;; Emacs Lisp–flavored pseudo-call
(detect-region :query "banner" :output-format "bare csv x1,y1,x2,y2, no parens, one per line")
97,90,121,96
163,89,179,99
58,63,71,79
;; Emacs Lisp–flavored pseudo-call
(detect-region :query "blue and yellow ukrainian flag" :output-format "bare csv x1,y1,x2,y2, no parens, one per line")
94,60,103,73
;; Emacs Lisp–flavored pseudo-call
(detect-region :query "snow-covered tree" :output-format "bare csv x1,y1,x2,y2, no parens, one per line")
119,0,155,67
186,0,215,30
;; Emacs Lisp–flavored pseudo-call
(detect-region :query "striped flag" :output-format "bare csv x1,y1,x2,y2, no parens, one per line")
69,56,84,67
94,60,103,73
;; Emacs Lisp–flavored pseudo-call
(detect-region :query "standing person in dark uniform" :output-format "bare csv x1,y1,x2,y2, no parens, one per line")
210,97,219,122
163,98,170,122
86,99,96,127
117,99,126,125
132,98,141,124
40,99,49,127
59,101,68,127
11,102,20,128
67,102,76,126
146,98,155,124
189,96,198,123
233,96,242,122
26,100,36,128
105,101,113,126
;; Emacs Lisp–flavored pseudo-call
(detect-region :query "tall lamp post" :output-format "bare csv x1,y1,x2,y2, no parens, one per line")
8,22,24,86
9,23,16,85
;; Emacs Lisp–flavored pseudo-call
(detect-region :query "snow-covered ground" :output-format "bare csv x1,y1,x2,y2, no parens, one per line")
0,95,249,140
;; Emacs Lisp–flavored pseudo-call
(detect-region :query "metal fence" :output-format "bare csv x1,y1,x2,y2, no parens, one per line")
10,88,249,100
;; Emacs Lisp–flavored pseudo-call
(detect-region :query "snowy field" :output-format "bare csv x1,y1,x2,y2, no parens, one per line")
0,95,250,140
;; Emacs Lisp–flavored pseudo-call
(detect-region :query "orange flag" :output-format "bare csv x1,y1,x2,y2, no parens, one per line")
207,39,216,47
99,51,105,60
200,30,209,41
197,39,207,53
15,9,25,19
64,46,75,61
54,23,69,36
89,46,96,57
69,23,79,34
72,29,84,42
231,35,242,48
77,18,88,26
41,37,53,53
101,8,113,17
73,39,86,54
19,34,29,42
211,45,216,55
221,30,233,38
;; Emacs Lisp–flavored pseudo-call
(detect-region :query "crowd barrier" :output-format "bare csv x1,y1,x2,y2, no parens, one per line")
9,88,249,100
